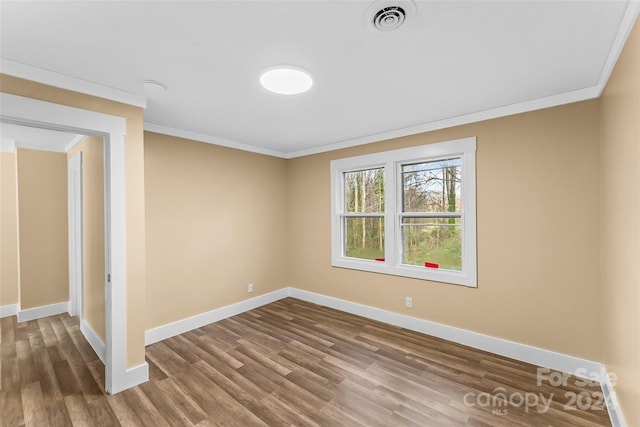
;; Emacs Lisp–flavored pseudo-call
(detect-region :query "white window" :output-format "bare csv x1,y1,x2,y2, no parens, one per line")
331,137,477,287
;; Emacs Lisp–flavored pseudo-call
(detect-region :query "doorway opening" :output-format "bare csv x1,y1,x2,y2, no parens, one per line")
0,92,148,393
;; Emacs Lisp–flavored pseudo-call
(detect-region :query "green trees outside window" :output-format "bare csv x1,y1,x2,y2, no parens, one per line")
332,137,476,286
342,159,463,270
343,168,384,260
401,159,462,270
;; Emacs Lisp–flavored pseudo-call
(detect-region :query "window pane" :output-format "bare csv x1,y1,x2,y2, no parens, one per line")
401,217,461,270
344,168,384,213
344,216,384,260
402,158,461,213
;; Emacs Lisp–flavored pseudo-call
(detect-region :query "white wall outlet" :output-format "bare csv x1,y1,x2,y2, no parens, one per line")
247,283,254,293
405,296,413,308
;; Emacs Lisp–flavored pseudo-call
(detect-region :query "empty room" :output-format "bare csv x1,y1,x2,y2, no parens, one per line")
0,1,639,426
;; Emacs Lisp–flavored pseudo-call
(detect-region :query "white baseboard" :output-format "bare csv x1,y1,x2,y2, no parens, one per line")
125,362,150,388
145,288,290,345
0,303,19,318
287,288,604,380
143,286,625,420
80,319,106,364
602,371,626,427
80,317,147,393
145,286,603,379
17,301,70,323
111,362,149,394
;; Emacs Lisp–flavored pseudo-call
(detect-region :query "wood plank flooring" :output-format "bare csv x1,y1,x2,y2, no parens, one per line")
1,297,611,426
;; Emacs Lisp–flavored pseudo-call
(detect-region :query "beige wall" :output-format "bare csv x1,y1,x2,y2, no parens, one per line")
0,74,146,368
68,136,105,340
16,149,69,309
144,132,288,329
599,16,640,426
287,100,602,361
1,151,20,306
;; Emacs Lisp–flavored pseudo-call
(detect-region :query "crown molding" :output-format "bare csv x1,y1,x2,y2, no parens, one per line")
595,1,640,97
143,122,287,158
0,59,147,108
144,84,600,160
285,86,600,158
15,141,67,153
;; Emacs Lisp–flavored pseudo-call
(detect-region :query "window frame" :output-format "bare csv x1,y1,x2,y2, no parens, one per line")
330,136,477,287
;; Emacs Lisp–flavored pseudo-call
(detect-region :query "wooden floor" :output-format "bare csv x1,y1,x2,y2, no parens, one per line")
1,297,610,426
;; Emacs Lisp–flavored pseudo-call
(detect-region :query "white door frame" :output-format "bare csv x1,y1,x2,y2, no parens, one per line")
68,152,83,319
0,92,147,393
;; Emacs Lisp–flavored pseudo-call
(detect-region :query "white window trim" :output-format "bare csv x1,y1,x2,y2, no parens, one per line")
331,136,477,287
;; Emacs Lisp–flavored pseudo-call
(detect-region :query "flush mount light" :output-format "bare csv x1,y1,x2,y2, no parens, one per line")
260,66,313,95
142,79,167,93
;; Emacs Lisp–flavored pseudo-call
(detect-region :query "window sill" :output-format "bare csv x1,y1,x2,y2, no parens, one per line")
332,257,477,288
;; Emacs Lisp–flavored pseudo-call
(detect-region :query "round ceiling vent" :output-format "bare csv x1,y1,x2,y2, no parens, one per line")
373,6,406,31
365,0,416,32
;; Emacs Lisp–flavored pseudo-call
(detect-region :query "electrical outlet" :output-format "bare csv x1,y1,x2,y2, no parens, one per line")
405,296,413,308
248,283,254,293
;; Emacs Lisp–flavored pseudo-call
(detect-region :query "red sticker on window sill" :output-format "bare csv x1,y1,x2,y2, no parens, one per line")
375,258,385,262
424,262,439,268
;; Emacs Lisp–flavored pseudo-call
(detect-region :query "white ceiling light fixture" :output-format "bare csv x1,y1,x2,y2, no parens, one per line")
260,66,313,95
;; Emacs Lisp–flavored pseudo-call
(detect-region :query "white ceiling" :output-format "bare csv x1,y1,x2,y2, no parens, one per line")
0,122,84,153
0,1,637,157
